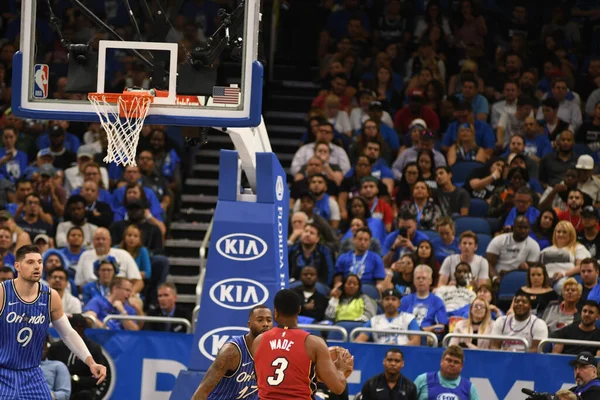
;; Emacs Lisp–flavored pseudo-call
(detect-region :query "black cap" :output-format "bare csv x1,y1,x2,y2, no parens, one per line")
126,198,146,209
381,288,402,300
569,352,596,367
49,125,64,137
582,206,600,219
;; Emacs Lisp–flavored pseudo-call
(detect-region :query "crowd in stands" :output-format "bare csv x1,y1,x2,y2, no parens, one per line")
286,0,600,358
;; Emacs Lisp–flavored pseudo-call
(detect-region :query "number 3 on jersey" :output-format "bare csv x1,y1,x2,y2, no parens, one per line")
266,357,289,386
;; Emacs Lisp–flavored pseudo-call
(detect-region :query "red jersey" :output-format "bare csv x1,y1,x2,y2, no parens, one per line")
255,326,317,400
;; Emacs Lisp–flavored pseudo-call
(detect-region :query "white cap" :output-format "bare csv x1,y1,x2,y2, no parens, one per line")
576,155,594,171
409,118,427,130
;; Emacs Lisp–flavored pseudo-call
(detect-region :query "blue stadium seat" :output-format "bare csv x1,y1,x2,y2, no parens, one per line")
420,230,440,243
451,161,484,186
475,234,492,256
361,284,381,301
469,199,489,218
497,270,527,304
572,274,583,285
454,217,492,235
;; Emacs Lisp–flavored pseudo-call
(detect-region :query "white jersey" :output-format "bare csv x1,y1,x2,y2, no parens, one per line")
491,315,548,352
369,313,417,345
433,285,476,312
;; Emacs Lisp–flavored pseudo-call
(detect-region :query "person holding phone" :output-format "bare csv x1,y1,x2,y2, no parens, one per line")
382,213,429,268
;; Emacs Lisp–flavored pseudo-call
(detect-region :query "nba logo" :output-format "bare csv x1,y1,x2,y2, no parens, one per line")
33,64,49,99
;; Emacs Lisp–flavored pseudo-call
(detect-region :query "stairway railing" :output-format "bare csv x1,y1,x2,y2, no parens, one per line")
196,216,214,309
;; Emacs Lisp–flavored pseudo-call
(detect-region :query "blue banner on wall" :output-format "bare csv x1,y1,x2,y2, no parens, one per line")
86,330,193,400
339,343,576,399
86,330,579,400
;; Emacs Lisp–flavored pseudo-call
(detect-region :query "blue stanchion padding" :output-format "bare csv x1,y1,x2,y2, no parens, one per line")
169,150,289,399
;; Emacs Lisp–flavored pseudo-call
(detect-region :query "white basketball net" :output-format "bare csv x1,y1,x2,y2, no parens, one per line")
89,93,152,166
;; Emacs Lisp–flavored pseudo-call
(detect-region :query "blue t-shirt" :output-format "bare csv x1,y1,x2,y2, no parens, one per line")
504,206,540,227
83,296,136,330
529,232,551,251
399,293,449,328
431,237,460,264
383,230,429,261
340,218,387,246
3,253,15,271
36,133,81,153
525,135,552,158
60,248,85,270
443,120,495,150
111,185,164,221
160,149,180,180
81,281,110,305
334,250,386,284
0,149,28,182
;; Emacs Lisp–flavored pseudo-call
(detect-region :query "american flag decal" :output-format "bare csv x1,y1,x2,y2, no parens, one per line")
212,86,240,104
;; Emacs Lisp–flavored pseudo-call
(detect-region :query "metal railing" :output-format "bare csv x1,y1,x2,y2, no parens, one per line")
442,333,530,352
350,328,439,347
538,338,600,354
192,305,200,333
102,315,193,333
298,324,348,342
196,218,214,308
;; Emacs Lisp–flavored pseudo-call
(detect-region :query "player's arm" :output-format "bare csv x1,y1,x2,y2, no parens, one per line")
306,335,350,395
192,343,241,400
49,289,107,384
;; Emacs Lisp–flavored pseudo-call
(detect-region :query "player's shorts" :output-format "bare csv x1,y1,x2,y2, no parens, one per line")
0,366,52,399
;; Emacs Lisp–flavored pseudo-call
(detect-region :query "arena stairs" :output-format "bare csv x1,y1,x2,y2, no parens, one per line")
166,63,321,317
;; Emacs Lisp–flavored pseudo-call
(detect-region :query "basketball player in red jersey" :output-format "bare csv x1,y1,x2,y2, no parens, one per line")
252,289,353,399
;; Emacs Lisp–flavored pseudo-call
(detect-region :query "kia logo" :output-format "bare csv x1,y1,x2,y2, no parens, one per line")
209,278,269,310
198,326,250,361
216,233,268,261
276,176,284,201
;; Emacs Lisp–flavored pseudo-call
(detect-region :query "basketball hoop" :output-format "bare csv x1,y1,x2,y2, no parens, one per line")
88,91,154,166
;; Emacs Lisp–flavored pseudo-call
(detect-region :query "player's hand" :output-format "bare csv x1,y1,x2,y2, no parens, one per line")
89,362,107,384
329,346,354,378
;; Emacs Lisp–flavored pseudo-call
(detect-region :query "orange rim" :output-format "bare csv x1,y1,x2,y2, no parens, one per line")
88,92,153,118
